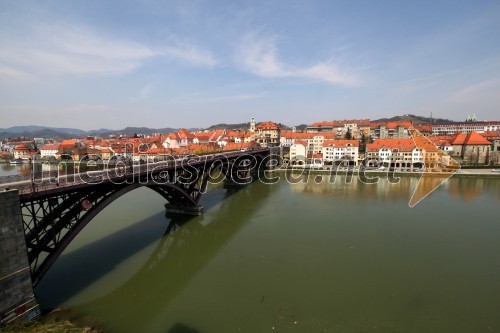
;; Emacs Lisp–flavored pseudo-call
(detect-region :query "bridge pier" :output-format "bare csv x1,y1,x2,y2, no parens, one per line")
164,203,204,216
0,190,40,325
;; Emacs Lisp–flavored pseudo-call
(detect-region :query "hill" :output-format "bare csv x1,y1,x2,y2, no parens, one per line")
0,126,178,139
372,114,456,124
205,122,294,131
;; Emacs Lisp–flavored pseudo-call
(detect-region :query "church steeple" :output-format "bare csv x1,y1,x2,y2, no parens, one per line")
250,116,256,132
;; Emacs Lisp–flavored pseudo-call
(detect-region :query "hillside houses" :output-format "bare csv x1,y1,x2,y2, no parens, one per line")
1,126,263,163
2,116,500,167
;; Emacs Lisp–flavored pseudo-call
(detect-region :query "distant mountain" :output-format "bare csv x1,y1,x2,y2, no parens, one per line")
0,126,178,139
0,125,87,135
206,122,251,131
91,127,179,137
294,124,308,131
372,114,457,124
87,128,114,135
2,115,461,140
0,122,309,140
0,129,81,140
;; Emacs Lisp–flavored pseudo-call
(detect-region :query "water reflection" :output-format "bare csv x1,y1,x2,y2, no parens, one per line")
287,173,416,203
285,173,500,204
68,183,275,333
0,163,31,176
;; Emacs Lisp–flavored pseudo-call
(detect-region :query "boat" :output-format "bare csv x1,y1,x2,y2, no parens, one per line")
9,159,23,165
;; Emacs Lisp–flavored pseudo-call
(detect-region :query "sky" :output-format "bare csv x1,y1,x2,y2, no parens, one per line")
0,0,499,130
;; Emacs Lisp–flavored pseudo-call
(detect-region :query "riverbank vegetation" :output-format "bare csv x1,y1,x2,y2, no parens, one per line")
0,309,101,333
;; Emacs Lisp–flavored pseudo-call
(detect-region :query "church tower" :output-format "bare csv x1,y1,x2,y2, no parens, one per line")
250,117,256,132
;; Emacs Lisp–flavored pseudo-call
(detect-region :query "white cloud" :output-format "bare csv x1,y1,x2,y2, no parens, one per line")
236,33,361,86
0,24,216,79
0,64,35,81
166,92,265,104
162,44,216,68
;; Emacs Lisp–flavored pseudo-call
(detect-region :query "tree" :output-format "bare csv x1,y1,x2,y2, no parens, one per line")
345,128,352,140
359,132,368,153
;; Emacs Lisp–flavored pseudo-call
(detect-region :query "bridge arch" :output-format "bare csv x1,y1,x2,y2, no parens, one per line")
11,149,271,285
26,181,201,285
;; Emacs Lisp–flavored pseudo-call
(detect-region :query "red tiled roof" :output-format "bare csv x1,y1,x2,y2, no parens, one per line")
370,121,412,129
40,145,59,150
414,124,432,132
464,131,491,145
309,119,370,127
14,144,30,150
178,129,195,139
222,142,253,151
60,140,77,148
256,121,280,130
323,139,359,148
367,138,416,152
168,133,180,140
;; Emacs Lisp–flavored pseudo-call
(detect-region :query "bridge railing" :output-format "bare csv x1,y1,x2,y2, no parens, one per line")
0,149,270,196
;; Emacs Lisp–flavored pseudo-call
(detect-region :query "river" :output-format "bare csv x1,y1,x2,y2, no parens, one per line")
3,163,500,332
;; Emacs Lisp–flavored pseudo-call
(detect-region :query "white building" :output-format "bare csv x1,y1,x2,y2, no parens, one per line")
39,144,60,158
289,142,307,165
322,140,359,165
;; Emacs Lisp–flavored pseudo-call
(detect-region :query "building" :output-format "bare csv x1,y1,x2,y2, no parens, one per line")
451,131,491,164
306,119,370,139
430,121,500,135
307,134,336,155
255,121,281,147
39,144,60,159
177,129,196,147
13,144,33,160
366,138,428,169
322,140,359,165
289,141,307,165
370,121,412,139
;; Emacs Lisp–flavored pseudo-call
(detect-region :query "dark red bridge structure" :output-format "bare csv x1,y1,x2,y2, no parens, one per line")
0,149,273,285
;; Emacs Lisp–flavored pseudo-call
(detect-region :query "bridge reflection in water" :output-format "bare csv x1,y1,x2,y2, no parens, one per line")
35,179,276,333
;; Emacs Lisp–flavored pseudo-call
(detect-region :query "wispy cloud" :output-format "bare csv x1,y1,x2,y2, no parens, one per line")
0,64,36,81
162,43,216,68
139,84,153,99
168,92,265,104
447,78,500,102
236,33,361,86
0,24,216,79
393,69,462,95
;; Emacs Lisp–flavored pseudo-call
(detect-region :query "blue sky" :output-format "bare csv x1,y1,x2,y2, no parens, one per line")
1,0,499,130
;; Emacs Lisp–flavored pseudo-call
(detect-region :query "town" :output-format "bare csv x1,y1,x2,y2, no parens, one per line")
1,116,500,171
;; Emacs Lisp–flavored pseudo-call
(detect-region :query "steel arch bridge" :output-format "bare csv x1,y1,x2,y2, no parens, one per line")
1,149,272,284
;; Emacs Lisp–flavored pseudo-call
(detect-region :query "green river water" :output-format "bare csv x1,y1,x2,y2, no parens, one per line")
3,163,500,333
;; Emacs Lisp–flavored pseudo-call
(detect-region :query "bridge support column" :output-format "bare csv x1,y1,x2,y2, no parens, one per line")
0,190,40,325
223,178,249,189
164,203,203,216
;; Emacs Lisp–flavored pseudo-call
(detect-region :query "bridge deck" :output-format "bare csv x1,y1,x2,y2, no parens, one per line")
0,149,270,199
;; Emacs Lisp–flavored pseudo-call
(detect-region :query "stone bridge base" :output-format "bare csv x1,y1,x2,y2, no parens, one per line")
164,203,204,216
0,190,40,325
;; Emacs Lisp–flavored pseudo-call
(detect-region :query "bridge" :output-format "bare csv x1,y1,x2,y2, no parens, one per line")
0,148,275,324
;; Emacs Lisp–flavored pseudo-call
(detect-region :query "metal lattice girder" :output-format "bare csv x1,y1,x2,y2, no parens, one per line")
12,150,270,284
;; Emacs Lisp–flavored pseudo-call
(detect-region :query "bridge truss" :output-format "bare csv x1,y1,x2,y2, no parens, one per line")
11,150,271,284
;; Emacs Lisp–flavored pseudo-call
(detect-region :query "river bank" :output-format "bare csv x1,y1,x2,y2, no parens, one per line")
0,309,101,333
275,167,500,178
